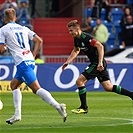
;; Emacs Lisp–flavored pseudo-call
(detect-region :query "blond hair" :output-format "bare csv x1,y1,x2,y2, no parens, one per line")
4,8,16,22
67,20,80,28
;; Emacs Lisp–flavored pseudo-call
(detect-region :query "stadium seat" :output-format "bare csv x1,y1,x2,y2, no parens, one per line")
33,18,82,55
102,20,112,32
111,8,123,22
100,8,106,20
0,21,3,28
107,33,116,50
90,20,96,28
19,18,30,26
127,0,133,4
114,20,121,33
84,7,92,17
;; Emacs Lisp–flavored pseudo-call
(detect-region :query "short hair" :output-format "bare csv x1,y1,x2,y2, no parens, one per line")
4,8,16,22
67,20,80,28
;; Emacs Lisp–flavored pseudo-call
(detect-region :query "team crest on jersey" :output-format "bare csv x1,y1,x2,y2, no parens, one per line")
80,42,88,51
81,42,85,46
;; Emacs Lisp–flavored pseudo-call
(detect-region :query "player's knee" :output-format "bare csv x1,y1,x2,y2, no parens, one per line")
32,88,39,94
101,81,113,91
32,90,37,94
104,85,113,91
10,82,15,90
76,79,83,86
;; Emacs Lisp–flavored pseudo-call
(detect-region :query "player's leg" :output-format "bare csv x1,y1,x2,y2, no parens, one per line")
24,65,67,122
101,80,133,100
96,59,132,99
29,80,60,108
28,80,67,122
98,69,133,100
6,78,22,124
71,74,88,114
72,63,100,114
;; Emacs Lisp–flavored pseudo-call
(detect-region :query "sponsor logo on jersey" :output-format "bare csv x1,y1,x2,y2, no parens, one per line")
25,61,35,66
22,50,30,55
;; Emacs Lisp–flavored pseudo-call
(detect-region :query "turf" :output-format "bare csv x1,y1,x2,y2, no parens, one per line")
0,92,132,133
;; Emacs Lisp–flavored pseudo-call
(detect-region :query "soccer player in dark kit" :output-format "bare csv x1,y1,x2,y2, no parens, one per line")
62,20,133,114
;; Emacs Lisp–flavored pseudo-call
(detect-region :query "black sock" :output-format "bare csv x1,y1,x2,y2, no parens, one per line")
78,86,88,109
112,85,132,99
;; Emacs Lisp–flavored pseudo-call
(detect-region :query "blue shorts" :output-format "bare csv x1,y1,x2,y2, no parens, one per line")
14,60,37,86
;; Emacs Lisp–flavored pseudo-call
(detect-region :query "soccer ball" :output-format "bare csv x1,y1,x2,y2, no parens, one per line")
0,100,3,110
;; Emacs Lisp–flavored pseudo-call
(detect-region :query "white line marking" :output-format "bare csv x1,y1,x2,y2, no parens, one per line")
0,116,132,130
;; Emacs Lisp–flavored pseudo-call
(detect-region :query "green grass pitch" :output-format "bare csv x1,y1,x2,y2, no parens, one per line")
0,92,133,133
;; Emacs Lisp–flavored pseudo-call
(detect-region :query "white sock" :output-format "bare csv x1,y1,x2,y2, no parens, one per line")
36,88,60,109
12,89,22,116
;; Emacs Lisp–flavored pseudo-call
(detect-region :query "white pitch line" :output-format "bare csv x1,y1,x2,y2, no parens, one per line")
1,122,132,131
84,116,133,122
0,116,132,131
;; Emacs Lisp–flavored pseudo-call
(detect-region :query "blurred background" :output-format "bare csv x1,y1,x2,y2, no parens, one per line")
0,0,133,62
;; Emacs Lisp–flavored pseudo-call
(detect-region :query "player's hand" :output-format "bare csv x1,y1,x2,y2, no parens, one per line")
97,63,104,71
0,45,7,55
62,62,69,71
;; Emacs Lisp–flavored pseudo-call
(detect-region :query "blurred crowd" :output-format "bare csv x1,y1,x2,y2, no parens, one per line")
0,0,132,55
0,0,36,56
0,0,35,28
82,0,133,52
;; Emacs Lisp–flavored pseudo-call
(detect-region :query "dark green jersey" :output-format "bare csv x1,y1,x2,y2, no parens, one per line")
74,32,99,63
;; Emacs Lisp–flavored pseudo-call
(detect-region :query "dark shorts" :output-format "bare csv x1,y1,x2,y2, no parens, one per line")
82,61,110,83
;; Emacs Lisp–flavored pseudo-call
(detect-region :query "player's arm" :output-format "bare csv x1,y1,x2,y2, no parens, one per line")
62,46,80,71
90,38,104,71
0,29,7,54
81,25,92,32
0,44,7,55
32,35,43,59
